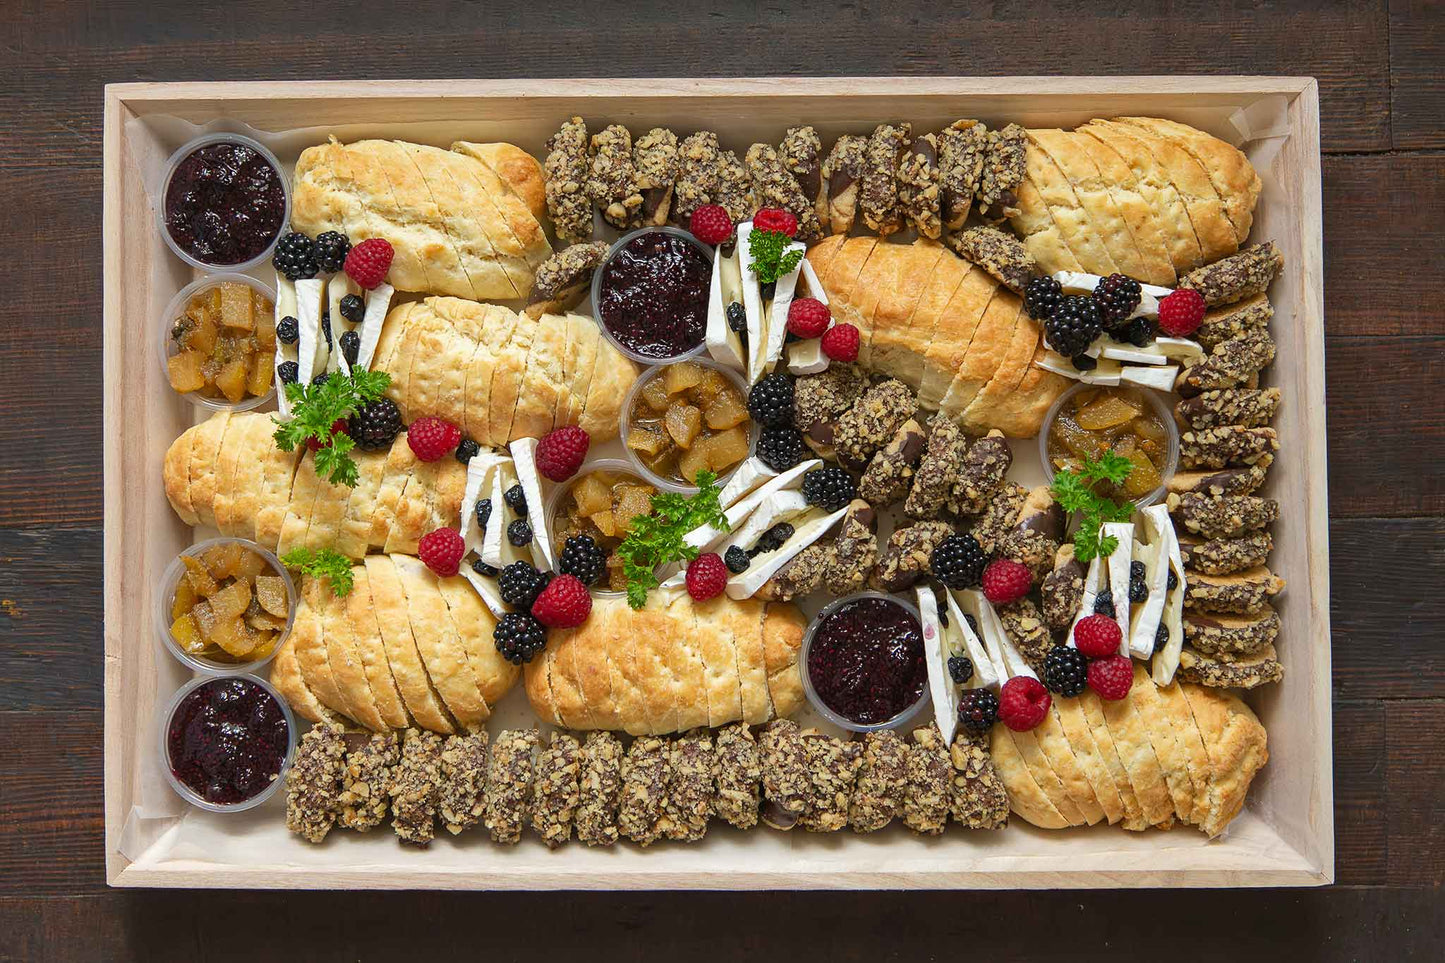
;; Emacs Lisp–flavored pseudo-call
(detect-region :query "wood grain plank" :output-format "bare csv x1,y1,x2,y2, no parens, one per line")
0,530,103,711
1388,0,1445,148
1332,701,1388,885
1385,700,1445,887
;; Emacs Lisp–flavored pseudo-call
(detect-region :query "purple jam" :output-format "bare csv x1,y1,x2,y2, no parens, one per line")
166,677,289,805
807,597,927,726
596,230,710,359
164,141,286,266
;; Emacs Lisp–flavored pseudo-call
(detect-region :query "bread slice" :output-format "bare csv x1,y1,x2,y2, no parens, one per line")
276,454,323,557
1077,690,1148,830
545,624,594,731
598,594,647,733
222,415,275,542
391,141,495,301
731,596,773,725
316,575,386,732
363,555,456,733
558,312,601,431
394,555,489,731
1052,698,1127,825
859,240,948,381
938,288,1019,419
447,141,553,273
1179,682,1269,837
185,410,232,530
919,264,994,410
1078,123,1203,274
452,141,550,225
630,591,682,734
1024,131,1129,278
560,603,616,730
819,235,880,322
1008,726,1086,826
333,448,389,560
462,303,518,446
1066,130,1177,285
961,301,1040,429
424,143,539,297
972,346,1070,438
1096,681,1176,826
1030,128,1152,281
690,593,743,729
425,296,488,431
1127,664,1199,825
163,424,201,527
512,312,570,440
578,330,638,443
269,633,342,725
385,457,440,555
365,435,418,552
989,725,1071,829
211,412,258,537
439,574,513,713
848,241,913,371
762,602,807,721
344,141,445,296
1152,678,1216,823
292,578,351,719
1032,703,1107,824
803,232,846,284
378,301,428,417
909,254,975,410
523,641,565,726
1010,170,1084,276
487,307,536,446
345,566,411,729
1113,117,1260,245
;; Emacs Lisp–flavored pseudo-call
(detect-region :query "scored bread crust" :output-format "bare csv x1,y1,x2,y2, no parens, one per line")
958,298,1037,428
1127,664,1199,825
1179,682,1269,837
452,141,550,225
863,240,950,389
1022,135,1122,278
393,555,489,731
315,574,385,732
346,566,412,730
1032,704,1107,825
1097,680,1176,826
362,555,455,734
1010,170,1085,275
1066,130,1178,285
1028,128,1151,281
1051,699,1127,825
270,634,341,726
292,577,350,719
991,727,1073,828
1078,691,1148,831
938,286,1020,419
1113,117,1260,245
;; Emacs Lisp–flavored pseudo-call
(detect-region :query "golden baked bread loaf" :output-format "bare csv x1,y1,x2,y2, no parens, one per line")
1008,118,1260,284
807,236,1069,437
162,412,466,558
270,555,520,733
290,138,552,300
524,590,807,735
370,297,638,448
989,666,1267,837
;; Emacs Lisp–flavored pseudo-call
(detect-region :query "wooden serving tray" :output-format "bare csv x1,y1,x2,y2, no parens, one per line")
102,77,1330,889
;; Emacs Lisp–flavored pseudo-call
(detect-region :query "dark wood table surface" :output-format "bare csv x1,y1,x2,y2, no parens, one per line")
3,0,1442,959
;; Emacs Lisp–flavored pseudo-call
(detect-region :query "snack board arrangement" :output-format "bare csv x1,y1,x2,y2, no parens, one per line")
102,78,1331,889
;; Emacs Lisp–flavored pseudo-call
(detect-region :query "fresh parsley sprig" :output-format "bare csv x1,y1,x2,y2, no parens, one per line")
748,228,804,285
616,469,730,609
273,370,392,487
1051,452,1136,562
280,547,355,597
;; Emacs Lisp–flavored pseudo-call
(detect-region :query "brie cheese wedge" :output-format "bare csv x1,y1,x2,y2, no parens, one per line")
1067,552,1106,641
956,590,1015,683
1053,270,1172,303
735,222,770,384
294,278,327,385
705,241,746,372
1154,336,1205,365
1127,530,1168,660
917,587,959,745
763,238,807,374
687,458,820,550
460,451,509,557
1119,364,1180,391
459,564,509,619
326,272,352,374
717,456,779,510
786,338,829,375
481,464,531,570
725,505,846,599
355,282,394,371
1102,522,1135,653
508,437,555,570
1101,341,1170,365
718,489,810,555
1145,505,1188,685
964,590,1038,681
1037,350,1124,386
945,590,1001,691
273,274,299,419
797,255,829,304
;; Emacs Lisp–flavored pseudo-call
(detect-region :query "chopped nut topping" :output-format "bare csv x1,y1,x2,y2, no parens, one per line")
543,116,595,243
286,722,345,844
391,728,442,847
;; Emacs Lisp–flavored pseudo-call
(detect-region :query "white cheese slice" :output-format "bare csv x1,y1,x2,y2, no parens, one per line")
917,587,959,745
1052,271,1172,302
1147,505,1188,685
1067,552,1106,642
481,464,532,570
325,272,350,374
705,242,746,371
725,505,846,599
945,590,1001,691
273,274,298,419
1102,522,1135,654
718,489,810,554
797,256,829,304
508,437,555,570
736,222,770,384
687,457,820,551
956,590,1015,683
1100,341,1170,365
763,239,807,374
1119,364,1180,391
355,281,394,371
717,456,778,510
974,591,1038,681
460,452,509,558
786,338,829,375
1129,509,1172,659
293,278,327,386
1155,336,1205,365
459,564,509,619
1037,350,1124,385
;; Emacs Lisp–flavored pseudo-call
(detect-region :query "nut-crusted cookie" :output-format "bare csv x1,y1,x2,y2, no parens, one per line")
995,486,1065,583
575,730,624,847
756,543,828,602
482,728,539,845
822,134,868,235
713,148,755,225
905,413,968,521
794,363,871,460
585,124,643,230
532,731,582,848
861,123,910,235
1168,457,1273,498
1196,293,1273,351
286,721,346,843
438,730,489,835
1180,426,1279,470
833,378,918,471
1184,607,1280,659
391,728,443,846
338,730,399,833
1177,241,1283,307
797,730,864,833
746,141,822,241
618,734,671,846
759,719,810,830
1175,387,1281,430
1040,545,1087,633
848,729,909,833
524,240,610,320
998,598,1058,675
1168,492,1279,540
671,130,722,224
970,481,1029,555
1176,329,1276,397
976,123,1027,223
822,499,880,596
871,521,954,592
633,127,680,226
663,729,715,842
858,417,927,507
542,116,594,243
713,722,762,829
1178,644,1284,689
949,731,1010,830
1184,566,1285,615
949,430,1013,516
947,225,1038,295
781,125,827,232
903,724,952,835
939,119,988,231
897,132,943,239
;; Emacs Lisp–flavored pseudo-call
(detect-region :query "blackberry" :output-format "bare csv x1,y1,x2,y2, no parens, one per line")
558,534,606,586
964,613,979,638
756,425,806,472
507,519,533,547
1167,568,1179,592
493,611,548,665
724,545,751,574
801,466,856,511
1129,561,1149,603
1092,273,1141,326
1125,317,1156,347
474,497,492,532
1071,353,1097,371
760,281,776,301
726,301,747,335
1131,561,1145,579
276,316,299,345
1093,588,1115,618
1044,296,1102,358
313,231,351,273
747,373,795,428
277,361,299,385
957,688,1000,735
320,310,332,345
1153,622,1169,655
470,557,498,578
339,293,365,323
503,483,528,517
339,330,360,367
947,655,974,685
311,372,331,387
1023,275,1063,321
272,232,318,280
930,533,988,589
751,522,794,556
349,398,402,451
1043,646,1089,697
454,439,480,464
498,561,549,609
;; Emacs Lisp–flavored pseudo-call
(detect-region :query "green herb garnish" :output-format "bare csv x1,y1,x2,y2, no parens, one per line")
1051,452,1136,562
748,228,804,285
273,369,391,487
280,546,355,597
615,469,730,609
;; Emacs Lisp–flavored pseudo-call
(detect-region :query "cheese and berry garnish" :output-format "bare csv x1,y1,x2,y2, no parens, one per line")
1145,504,1189,685
326,271,395,375
917,586,960,744
272,274,299,418
945,589,1001,691
1102,521,1135,652
509,437,556,570
686,458,820,551
725,504,846,599
705,240,746,372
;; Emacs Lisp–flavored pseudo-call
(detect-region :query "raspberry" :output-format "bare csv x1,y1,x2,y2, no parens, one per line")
820,322,860,362
530,573,593,629
998,676,1051,731
307,419,350,452
1073,613,1123,658
752,207,798,237
688,204,734,245
786,297,831,338
406,416,461,462
981,558,1031,604
417,527,465,577
535,426,590,482
1087,654,1135,701
684,552,728,601
343,238,394,290
1158,288,1206,337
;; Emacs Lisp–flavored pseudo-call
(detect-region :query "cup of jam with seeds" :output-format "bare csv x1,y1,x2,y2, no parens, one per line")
158,132,290,272
592,226,712,365
801,592,929,732
160,674,295,813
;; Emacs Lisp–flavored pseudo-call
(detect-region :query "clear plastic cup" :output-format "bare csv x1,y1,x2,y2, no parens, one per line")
1037,381,1180,509
800,591,929,734
156,537,297,675
158,673,296,814
158,273,279,413
618,356,758,494
544,457,654,599
156,131,291,273
590,226,713,366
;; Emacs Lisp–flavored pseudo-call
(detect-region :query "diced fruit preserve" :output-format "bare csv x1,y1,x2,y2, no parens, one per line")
552,468,658,593
596,229,711,360
167,282,276,403
1046,386,1172,500
806,596,928,727
168,542,291,666
166,677,290,806
626,360,752,486
163,140,287,267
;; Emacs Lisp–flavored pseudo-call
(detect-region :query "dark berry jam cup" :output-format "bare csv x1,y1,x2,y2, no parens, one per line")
801,591,929,733
157,132,291,273
159,674,295,813
591,227,713,366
